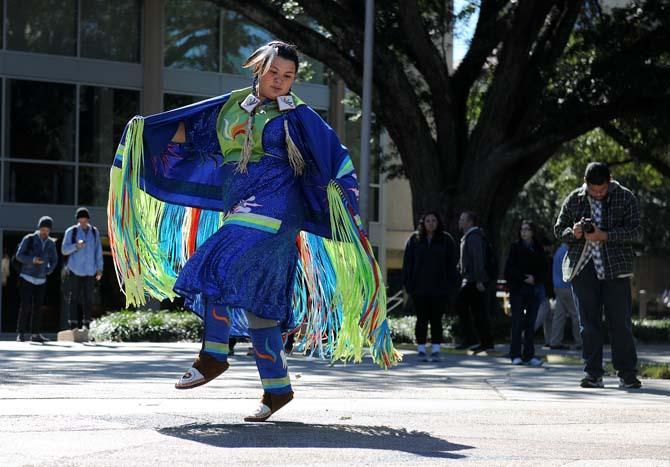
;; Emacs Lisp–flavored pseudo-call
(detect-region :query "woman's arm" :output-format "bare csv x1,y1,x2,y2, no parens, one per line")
172,122,186,143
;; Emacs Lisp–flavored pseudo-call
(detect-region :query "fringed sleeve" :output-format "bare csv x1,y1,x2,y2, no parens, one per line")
108,96,229,308
288,106,402,369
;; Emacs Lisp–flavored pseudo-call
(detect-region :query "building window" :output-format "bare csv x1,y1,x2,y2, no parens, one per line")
6,0,77,56
6,79,76,162
4,162,75,204
78,166,109,206
80,0,142,62
345,114,381,222
79,86,140,164
164,93,203,111
165,0,221,72
220,10,272,74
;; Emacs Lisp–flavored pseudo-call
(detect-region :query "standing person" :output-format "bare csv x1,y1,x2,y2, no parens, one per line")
457,211,494,352
2,249,9,287
403,211,459,362
555,162,641,389
62,207,103,330
534,238,554,347
15,216,58,343
549,243,582,350
504,220,545,366
108,41,400,422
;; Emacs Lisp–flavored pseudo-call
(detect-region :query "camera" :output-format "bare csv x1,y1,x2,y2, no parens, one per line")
581,218,595,234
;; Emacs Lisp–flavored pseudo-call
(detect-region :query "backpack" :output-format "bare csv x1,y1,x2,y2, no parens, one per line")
10,235,37,273
63,226,98,266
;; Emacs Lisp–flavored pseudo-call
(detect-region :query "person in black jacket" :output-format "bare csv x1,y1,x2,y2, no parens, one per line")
504,220,546,366
402,211,459,362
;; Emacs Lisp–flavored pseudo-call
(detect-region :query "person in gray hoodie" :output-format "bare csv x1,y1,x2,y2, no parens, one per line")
15,216,58,343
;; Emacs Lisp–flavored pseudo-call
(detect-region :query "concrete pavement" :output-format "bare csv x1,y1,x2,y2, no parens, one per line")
1,340,669,466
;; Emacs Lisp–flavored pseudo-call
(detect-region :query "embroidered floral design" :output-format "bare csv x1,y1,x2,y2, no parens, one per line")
233,196,262,213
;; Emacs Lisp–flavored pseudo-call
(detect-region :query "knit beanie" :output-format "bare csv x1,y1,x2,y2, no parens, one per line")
76,207,90,220
38,216,54,230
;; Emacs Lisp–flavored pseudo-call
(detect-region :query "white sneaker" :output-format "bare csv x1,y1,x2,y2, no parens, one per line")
511,357,523,365
526,357,543,367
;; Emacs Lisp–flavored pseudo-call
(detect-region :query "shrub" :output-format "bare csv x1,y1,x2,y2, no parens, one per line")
90,310,202,342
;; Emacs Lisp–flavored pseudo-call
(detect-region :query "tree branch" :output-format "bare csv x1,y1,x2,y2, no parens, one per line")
601,123,670,178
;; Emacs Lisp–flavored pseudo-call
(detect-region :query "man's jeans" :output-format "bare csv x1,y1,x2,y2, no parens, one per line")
68,274,95,328
17,278,47,334
571,261,637,378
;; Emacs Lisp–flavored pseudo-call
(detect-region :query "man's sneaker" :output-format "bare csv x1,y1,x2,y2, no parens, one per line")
525,357,543,367
580,375,604,388
30,334,49,343
470,344,494,353
16,334,25,342
511,357,523,365
430,352,441,362
454,342,477,350
619,376,642,389
417,351,428,362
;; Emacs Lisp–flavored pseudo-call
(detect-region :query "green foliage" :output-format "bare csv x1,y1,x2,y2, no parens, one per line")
504,128,670,253
90,310,202,342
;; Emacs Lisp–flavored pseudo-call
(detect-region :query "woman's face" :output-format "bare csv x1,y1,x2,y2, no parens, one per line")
257,56,296,101
520,223,534,242
423,214,438,234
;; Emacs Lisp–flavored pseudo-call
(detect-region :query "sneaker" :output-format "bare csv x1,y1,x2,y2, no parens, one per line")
511,357,523,365
30,334,49,343
580,375,604,388
470,344,494,353
16,333,25,342
525,357,543,367
417,351,428,362
430,352,440,362
455,342,477,350
619,376,642,389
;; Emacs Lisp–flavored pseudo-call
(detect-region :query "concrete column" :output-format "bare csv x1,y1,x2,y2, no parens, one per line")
328,77,346,138
142,0,165,115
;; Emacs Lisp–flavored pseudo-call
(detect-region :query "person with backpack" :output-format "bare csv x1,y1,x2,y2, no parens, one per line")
457,211,494,352
504,220,546,366
15,216,58,343
61,207,103,330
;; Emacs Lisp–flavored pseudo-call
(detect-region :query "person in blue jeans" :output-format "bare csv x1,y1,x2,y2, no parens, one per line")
504,220,546,366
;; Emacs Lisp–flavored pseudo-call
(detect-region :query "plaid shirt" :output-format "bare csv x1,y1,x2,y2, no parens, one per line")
554,181,641,282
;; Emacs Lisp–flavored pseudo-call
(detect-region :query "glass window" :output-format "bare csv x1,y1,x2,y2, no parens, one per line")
4,162,75,204
78,166,109,206
220,11,272,74
6,0,77,56
80,0,142,62
165,0,220,72
163,93,202,111
6,79,76,161
79,86,140,164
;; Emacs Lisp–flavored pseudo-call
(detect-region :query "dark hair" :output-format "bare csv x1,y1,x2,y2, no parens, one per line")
417,211,445,241
270,41,300,73
584,162,610,185
518,219,542,249
462,211,478,226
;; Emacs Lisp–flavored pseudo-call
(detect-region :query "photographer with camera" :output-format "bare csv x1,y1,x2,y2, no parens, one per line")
555,162,641,389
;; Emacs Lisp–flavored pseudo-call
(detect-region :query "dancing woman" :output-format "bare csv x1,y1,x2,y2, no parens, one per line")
108,41,400,422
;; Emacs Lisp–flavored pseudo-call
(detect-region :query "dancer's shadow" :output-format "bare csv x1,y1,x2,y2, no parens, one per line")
159,422,471,459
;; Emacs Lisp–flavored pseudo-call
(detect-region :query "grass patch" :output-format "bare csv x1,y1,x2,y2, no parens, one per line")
605,362,670,379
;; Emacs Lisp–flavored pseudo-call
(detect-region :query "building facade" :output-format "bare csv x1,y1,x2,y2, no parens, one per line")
0,0,399,332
